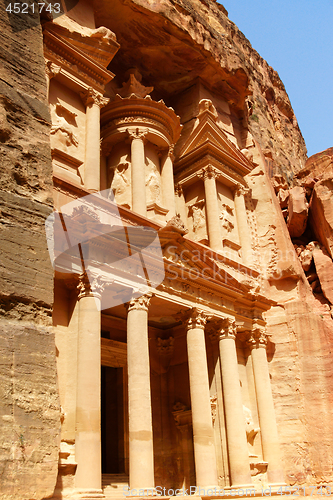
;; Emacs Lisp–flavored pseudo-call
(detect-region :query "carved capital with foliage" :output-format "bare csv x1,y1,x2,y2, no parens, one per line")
126,293,153,312
235,183,251,197
246,321,269,349
127,127,149,141
218,316,237,340
199,165,220,181
186,308,208,330
77,272,106,300
79,87,109,108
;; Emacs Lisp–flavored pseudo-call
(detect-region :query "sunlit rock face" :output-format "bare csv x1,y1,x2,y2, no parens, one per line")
1,1,332,499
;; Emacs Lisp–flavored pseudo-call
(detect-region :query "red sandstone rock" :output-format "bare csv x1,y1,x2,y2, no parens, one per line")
313,246,333,304
287,186,308,238
309,178,333,259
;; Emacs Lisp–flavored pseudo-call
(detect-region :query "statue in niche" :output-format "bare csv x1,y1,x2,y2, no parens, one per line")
243,405,260,445
189,200,206,240
50,102,79,148
110,162,130,206
146,162,161,205
219,203,234,233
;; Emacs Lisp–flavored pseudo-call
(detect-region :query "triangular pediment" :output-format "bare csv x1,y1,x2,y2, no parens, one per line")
179,113,253,171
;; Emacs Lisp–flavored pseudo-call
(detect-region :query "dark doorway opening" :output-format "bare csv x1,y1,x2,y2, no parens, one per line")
101,365,125,473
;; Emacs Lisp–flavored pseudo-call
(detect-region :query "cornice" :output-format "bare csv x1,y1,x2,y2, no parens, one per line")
43,30,114,93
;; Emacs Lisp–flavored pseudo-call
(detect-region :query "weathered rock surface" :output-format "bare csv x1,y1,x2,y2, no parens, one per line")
313,246,333,304
286,186,308,238
309,178,333,259
0,2,60,499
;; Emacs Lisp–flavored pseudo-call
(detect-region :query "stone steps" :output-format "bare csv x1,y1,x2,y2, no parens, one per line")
102,474,129,499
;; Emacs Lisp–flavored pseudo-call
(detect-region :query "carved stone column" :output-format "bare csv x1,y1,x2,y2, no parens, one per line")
213,318,252,486
186,309,218,488
247,324,285,485
126,294,154,490
234,184,253,266
128,128,148,217
45,60,60,101
160,145,176,219
80,88,109,193
75,273,104,498
175,183,188,225
200,166,222,252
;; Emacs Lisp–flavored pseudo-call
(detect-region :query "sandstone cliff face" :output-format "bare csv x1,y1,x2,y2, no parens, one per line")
1,0,331,498
0,4,60,499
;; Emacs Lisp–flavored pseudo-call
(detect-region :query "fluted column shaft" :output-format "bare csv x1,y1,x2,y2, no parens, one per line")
234,185,253,266
80,89,109,193
248,326,284,485
215,319,252,486
160,146,176,218
129,128,148,217
75,274,104,496
127,294,154,489
201,166,222,252
186,309,218,488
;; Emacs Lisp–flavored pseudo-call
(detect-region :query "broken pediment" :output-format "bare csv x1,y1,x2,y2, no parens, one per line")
45,16,119,68
43,19,118,93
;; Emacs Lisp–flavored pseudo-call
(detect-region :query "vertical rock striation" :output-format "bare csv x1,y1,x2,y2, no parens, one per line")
0,3,60,499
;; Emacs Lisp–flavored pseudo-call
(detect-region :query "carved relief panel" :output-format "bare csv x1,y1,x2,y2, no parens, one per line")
216,181,241,260
49,79,86,184
185,182,208,244
108,143,131,209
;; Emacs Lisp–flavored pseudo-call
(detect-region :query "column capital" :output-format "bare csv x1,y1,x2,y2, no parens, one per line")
127,127,149,141
218,317,237,340
246,321,270,349
174,183,183,196
79,87,109,108
186,308,208,330
126,293,153,312
167,144,175,160
198,165,220,181
77,272,106,300
45,60,61,79
235,183,251,197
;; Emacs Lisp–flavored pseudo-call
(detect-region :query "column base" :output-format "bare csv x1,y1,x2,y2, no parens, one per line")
75,489,105,499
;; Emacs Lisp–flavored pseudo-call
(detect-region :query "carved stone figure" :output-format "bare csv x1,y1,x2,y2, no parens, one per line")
146,162,161,205
189,200,206,240
110,161,130,206
243,405,260,444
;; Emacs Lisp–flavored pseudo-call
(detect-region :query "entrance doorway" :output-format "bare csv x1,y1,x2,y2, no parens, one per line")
101,366,126,473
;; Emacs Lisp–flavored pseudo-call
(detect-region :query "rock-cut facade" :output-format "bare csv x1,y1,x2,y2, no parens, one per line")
0,1,333,500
